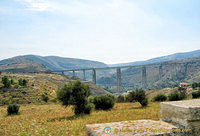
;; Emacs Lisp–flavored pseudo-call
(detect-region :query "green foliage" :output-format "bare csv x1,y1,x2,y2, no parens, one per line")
140,98,148,107
127,89,148,107
168,92,181,101
18,79,23,86
192,82,200,89
173,84,178,88
10,79,14,84
2,76,11,88
192,91,200,98
41,93,49,102
18,78,28,86
50,97,57,103
0,71,1,75
153,94,167,102
7,104,20,115
93,95,115,110
57,80,92,115
22,79,28,86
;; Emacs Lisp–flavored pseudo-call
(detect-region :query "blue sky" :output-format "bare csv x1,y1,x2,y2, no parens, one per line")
0,0,200,64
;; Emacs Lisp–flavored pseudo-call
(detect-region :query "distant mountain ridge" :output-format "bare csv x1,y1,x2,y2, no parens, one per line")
109,50,200,67
0,55,107,72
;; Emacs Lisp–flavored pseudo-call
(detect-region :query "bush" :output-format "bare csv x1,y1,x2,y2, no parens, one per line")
2,76,11,88
18,79,23,86
22,79,28,86
10,79,14,84
127,90,148,107
93,95,115,110
57,80,92,115
140,98,148,107
192,91,200,98
7,104,20,115
153,94,167,102
41,93,49,102
168,92,181,101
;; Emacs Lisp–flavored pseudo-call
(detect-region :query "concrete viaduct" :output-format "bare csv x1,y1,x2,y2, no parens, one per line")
49,63,165,92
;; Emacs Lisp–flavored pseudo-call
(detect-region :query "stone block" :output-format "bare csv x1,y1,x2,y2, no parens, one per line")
160,99,200,135
86,120,183,136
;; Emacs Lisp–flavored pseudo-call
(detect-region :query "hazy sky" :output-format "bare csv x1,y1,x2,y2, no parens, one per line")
0,0,200,64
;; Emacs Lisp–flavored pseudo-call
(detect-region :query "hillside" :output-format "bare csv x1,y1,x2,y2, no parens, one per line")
0,55,108,72
109,49,200,67
0,73,110,105
98,56,200,92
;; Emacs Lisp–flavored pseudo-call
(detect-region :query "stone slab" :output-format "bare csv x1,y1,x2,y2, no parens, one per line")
160,99,200,136
161,99,200,122
86,120,185,136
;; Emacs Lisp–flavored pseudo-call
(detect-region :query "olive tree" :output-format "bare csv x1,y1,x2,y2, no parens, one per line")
57,80,93,115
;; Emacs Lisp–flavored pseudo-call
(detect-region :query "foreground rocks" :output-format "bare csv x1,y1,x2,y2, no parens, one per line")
86,99,200,136
161,99,200,136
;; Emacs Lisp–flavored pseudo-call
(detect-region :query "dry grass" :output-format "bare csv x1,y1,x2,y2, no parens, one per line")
0,102,160,136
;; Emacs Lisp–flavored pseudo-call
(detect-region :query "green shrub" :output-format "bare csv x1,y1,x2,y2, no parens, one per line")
57,80,92,115
127,90,148,107
14,84,19,89
168,92,181,101
192,91,200,98
18,79,23,86
10,79,14,84
22,79,28,86
140,98,148,107
93,95,115,110
7,104,20,115
18,79,28,86
2,76,11,88
41,93,49,102
153,94,167,102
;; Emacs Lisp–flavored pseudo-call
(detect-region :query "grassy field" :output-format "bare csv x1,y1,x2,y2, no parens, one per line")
0,102,160,136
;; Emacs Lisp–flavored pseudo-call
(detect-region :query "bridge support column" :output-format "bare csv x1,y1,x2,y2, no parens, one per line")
142,67,147,89
83,70,86,81
72,70,75,80
92,69,96,84
61,71,64,75
159,65,163,79
184,63,188,77
117,68,121,92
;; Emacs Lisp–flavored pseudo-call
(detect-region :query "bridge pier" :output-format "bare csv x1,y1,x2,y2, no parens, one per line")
142,67,147,89
92,69,96,84
72,70,75,79
61,71,64,75
83,70,86,81
159,65,163,79
117,68,121,92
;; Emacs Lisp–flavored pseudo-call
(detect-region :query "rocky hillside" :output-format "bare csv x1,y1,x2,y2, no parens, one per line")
0,73,110,105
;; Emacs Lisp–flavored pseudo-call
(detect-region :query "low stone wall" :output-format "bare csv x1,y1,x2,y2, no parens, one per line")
86,99,200,136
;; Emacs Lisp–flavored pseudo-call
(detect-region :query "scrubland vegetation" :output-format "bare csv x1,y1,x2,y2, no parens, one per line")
0,102,160,136
0,72,200,135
